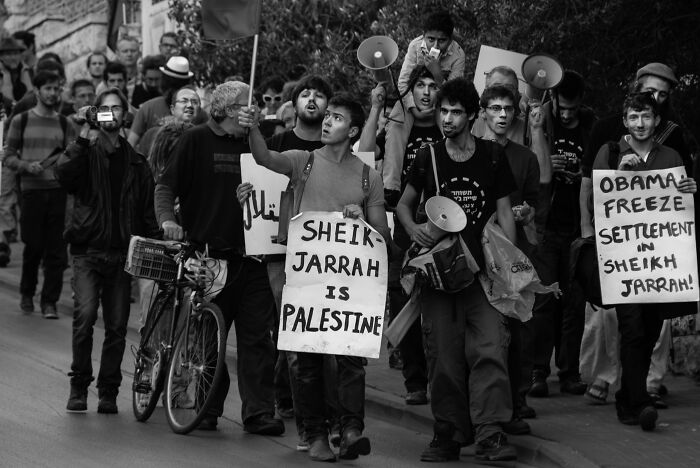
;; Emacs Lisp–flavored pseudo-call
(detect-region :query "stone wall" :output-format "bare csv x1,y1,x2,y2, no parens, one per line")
3,0,115,82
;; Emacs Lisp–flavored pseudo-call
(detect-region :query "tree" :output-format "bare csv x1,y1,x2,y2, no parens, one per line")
169,0,699,152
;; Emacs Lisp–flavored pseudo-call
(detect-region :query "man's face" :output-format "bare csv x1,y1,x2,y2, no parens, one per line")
106,73,126,92
73,85,96,110
638,75,671,105
438,99,471,138
170,88,200,123
36,80,62,108
97,93,124,132
117,40,139,67
623,106,660,143
553,95,582,129
321,105,357,145
0,50,22,69
412,77,438,112
423,30,451,53
481,97,515,137
295,88,327,125
263,87,283,114
88,55,106,79
485,71,518,94
143,69,162,93
159,38,180,59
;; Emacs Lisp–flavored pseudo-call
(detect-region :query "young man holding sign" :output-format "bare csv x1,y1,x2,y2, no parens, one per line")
591,92,696,431
239,94,392,462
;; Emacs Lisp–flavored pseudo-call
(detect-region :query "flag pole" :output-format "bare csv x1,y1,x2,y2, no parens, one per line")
247,34,259,107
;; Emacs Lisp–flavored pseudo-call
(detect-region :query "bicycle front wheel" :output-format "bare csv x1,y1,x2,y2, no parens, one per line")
132,285,175,422
164,301,226,434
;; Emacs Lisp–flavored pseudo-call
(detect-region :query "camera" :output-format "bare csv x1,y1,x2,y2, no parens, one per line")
428,47,440,59
74,106,114,128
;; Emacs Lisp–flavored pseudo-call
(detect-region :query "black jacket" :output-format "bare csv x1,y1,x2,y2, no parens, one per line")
55,133,160,252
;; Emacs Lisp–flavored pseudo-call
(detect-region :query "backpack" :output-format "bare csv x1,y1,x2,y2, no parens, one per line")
275,151,371,245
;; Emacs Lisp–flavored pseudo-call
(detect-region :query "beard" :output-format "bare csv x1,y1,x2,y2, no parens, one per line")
297,111,324,125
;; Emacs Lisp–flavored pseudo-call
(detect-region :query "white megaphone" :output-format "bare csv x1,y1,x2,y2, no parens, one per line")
521,53,564,102
407,196,467,258
357,35,399,84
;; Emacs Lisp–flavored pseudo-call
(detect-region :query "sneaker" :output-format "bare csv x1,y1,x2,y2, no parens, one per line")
308,436,335,462
405,390,428,405
329,423,341,448
475,432,517,461
528,371,549,398
639,406,658,431
20,295,34,314
420,422,460,462
41,303,59,319
503,417,531,435
649,391,668,409
244,413,285,436
97,393,118,414
339,428,371,460
66,385,88,412
560,377,587,395
197,415,218,431
276,404,295,419
296,435,310,452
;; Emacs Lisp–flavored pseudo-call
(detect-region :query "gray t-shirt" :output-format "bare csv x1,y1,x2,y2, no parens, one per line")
285,150,384,213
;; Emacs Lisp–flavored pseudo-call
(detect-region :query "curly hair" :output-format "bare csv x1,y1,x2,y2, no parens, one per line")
148,118,194,180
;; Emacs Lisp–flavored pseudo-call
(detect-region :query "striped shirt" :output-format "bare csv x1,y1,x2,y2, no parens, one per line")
4,109,76,190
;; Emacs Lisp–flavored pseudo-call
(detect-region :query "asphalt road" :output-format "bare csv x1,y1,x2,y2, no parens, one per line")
0,285,450,468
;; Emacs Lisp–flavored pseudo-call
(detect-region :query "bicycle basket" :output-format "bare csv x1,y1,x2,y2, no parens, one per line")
124,236,178,282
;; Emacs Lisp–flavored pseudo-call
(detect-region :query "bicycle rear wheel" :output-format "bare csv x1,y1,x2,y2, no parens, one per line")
164,301,226,434
132,285,175,422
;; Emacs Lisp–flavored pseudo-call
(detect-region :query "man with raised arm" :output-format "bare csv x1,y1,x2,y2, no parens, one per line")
239,93,392,462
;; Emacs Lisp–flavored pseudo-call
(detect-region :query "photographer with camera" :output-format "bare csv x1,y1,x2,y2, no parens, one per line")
55,87,159,414
4,70,75,318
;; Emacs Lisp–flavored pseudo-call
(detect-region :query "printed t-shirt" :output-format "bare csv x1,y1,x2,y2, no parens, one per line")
406,139,516,268
546,121,585,233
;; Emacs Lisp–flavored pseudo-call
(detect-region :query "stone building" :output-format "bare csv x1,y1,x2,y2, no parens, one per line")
1,0,173,84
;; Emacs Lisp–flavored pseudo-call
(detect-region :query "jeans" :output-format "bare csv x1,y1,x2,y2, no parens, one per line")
207,257,277,424
70,250,131,392
615,303,663,413
19,188,68,304
421,281,511,443
297,352,365,439
647,320,671,392
524,229,584,382
388,249,427,393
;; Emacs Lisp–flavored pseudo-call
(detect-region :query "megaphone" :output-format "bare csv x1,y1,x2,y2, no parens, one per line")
521,53,564,102
357,35,398,84
407,196,466,258
424,196,467,238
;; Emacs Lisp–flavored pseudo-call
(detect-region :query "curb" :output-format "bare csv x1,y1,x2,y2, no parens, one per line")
0,273,599,468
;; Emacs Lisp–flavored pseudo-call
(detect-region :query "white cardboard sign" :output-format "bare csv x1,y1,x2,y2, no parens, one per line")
240,153,288,255
593,168,698,304
278,211,388,358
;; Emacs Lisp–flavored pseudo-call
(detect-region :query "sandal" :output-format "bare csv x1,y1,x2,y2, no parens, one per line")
584,382,609,405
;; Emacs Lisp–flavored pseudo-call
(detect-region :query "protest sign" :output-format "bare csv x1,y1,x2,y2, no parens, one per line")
278,211,388,358
593,167,698,304
473,45,528,96
240,153,288,255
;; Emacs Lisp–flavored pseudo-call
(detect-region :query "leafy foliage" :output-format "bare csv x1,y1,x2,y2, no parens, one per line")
169,0,699,151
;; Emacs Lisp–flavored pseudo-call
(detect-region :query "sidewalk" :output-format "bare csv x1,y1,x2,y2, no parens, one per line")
3,251,700,467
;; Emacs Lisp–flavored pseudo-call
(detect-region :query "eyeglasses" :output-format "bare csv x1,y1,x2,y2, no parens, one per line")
175,98,201,106
263,94,282,103
97,105,123,113
485,105,515,114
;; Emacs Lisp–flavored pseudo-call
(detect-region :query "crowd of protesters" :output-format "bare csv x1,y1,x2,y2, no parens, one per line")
3,6,699,464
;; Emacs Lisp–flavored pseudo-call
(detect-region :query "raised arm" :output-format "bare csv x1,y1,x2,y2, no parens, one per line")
238,107,292,176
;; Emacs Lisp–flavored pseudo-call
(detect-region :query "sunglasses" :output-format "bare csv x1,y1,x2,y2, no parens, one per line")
263,94,282,103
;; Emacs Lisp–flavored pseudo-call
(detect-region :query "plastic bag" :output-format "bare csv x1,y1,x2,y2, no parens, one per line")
479,214,560,321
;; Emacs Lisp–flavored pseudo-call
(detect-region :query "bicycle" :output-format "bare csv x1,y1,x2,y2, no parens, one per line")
126,236,227,434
